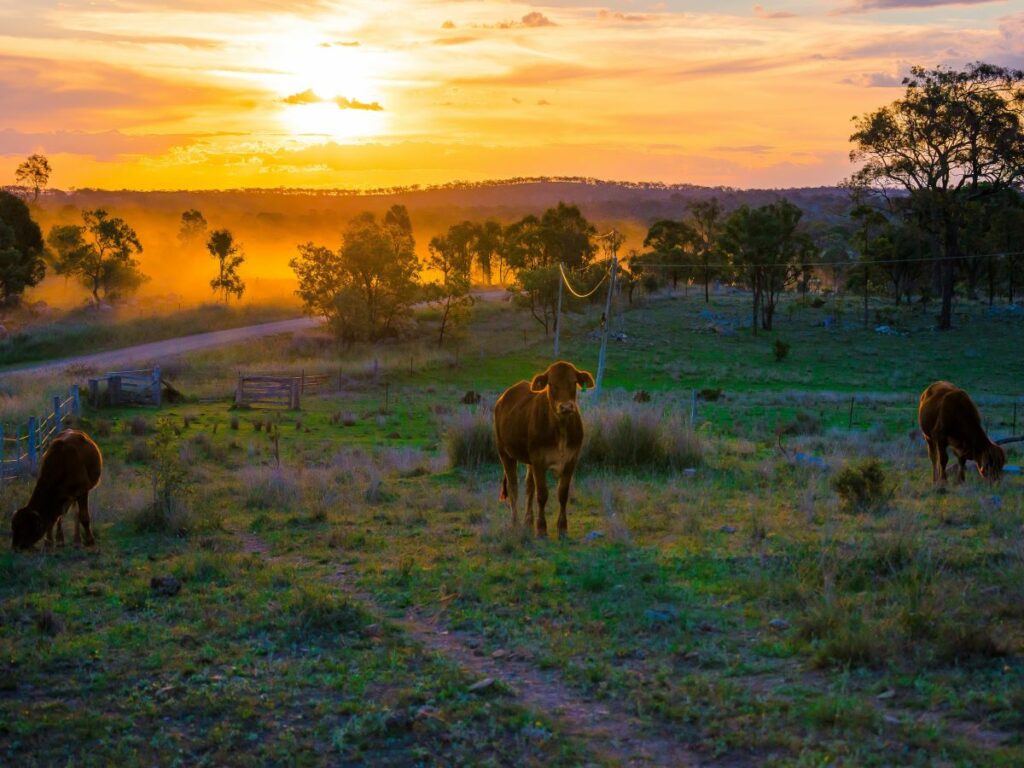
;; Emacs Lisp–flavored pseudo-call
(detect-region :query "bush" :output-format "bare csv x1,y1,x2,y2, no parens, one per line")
127,416,149,436
446,412,497,468
773,339,791,362
699,388,722,402
583,407,702,471
832,459,889,512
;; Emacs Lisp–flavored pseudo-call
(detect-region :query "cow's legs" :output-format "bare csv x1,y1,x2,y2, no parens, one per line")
524,466,536,530
76,493,95,547
937,441,949,483
925,438,939,483
499,453,520,526
956,454,968,483
53,515,65,546
556,461,575,540
534,465,549,537
43,520,55,548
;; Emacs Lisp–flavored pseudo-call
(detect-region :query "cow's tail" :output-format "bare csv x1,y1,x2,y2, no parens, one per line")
499,472,508,501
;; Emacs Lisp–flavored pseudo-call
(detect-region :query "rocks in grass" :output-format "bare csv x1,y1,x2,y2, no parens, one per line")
768,617,790,631
468,677,496,694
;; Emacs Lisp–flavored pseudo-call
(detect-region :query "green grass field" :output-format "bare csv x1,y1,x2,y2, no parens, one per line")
2,292,1022,766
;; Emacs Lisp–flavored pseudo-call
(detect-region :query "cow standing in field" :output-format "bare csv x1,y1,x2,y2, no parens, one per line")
11,430,103,550
918,381,1005,484
493,361,595,538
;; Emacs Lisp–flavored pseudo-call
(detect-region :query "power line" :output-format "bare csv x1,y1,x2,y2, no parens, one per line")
559,262,611,299
630,249,1024,271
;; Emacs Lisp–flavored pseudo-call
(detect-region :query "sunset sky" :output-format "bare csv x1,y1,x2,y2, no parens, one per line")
1,0,1022,190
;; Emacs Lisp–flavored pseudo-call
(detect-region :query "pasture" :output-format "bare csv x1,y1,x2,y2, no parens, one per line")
2,292,1023,766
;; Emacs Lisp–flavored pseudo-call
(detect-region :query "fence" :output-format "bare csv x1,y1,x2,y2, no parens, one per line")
87,367,162,407
234,370,331,409
1,386,82,479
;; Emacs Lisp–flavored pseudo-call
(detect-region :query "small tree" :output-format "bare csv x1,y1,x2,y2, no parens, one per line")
15,154,51,202
688,198,726,302
427,229,474,345
207,228,245,303
644,219,693,290
178,209,208,244
0,191,46,304
47,209,147,304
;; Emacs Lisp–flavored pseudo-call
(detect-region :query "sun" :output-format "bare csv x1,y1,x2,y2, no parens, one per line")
266,32,391,142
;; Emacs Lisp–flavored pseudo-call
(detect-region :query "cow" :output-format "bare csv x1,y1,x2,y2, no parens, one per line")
493,361,595,538
918,381,1005,484
11,430,103,550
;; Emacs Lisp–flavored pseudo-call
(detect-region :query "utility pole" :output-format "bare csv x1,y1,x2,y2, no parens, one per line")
554,262,564,358
593,231,621,404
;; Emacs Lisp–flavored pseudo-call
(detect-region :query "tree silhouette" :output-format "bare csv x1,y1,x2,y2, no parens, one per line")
14,154,51,202
0,191,46,304
850,62,1024,330
47,209,146,304
178,209,208,244
427,228,474,345
207,228,245,303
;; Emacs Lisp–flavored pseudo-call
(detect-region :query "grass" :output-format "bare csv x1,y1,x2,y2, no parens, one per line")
2,291,1024,765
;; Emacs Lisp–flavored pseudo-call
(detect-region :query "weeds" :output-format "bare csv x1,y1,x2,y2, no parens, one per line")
446,411,497,468
832,458,890,513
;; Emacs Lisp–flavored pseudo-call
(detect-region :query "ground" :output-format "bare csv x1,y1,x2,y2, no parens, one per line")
1,291,1022,767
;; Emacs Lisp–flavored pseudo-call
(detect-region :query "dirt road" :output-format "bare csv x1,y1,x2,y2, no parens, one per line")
0,316,323,378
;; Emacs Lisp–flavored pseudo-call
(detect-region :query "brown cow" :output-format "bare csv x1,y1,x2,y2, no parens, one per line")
11,430,102,550
493,361,595,538
919,381,1005,484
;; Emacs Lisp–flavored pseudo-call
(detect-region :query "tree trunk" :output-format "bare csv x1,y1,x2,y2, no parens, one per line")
750,273,759,337
938,221,958,331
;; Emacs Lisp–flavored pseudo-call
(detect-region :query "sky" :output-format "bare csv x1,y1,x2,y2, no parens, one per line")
1,0,1022,190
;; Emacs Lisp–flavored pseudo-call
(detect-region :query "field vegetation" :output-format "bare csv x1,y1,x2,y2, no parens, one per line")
1,292,1022,766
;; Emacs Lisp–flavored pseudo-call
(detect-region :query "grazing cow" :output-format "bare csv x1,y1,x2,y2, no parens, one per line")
11,430,102,550
918,381,1005,484
493,361,595,538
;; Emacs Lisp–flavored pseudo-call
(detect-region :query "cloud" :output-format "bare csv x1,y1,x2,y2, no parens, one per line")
833,0,1002,15
441,20,456,29
282,89,322,105
282,90,384,110
0,128,195,161
453,63,596,87
537,99,552,106
433,36,479,46
841,71,906,87
319,41,360,48
521,12,555,28
713,144,775,154
597,10,654,22
753,5,797,19
334,97,384,111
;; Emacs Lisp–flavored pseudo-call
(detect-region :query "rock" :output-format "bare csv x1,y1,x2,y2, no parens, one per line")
584,530,605,541
490,649,509,659
461,390,482,405
150,576,182,596
876,689,896,700
362,623,383,638
719,525,738,534
683,468,697,476
768,617,790,631
415,705,441,721
468,677,496,693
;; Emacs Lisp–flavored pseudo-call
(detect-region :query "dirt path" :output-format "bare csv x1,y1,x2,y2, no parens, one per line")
0,317,323,378
232,529,702,767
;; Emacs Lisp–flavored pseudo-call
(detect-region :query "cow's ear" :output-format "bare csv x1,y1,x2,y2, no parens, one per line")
576,370,596,389
530,373,548,392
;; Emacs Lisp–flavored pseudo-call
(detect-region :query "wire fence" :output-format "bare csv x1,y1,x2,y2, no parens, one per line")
1,387,81,480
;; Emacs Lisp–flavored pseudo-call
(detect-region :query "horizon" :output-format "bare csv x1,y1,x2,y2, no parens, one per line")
2,1,1022,191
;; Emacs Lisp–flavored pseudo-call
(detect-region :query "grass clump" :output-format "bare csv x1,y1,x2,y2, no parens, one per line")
446,411,497,468
773,339,791,362
584,407,702,471
831,458,889,513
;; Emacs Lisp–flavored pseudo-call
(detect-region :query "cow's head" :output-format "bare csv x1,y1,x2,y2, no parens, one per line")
531,361,595,418
11,506,44,550
978,443,1006,482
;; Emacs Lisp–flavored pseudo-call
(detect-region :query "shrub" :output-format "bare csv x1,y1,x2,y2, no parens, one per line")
773,339,790,362
127,415,148,436
699,388,723,402
446,411,497,468
583,406,702,472
831,459,889,512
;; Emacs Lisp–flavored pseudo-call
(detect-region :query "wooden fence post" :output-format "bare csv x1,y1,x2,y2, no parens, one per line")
71,384,81,418
88,379,99,407
27,416,37,473
0,425,5,479
152,366,162,407
290,378,300,410
690,389,698,426
110,376,122,407
848,397,855,430
235,374,243,406
53,396,62,433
